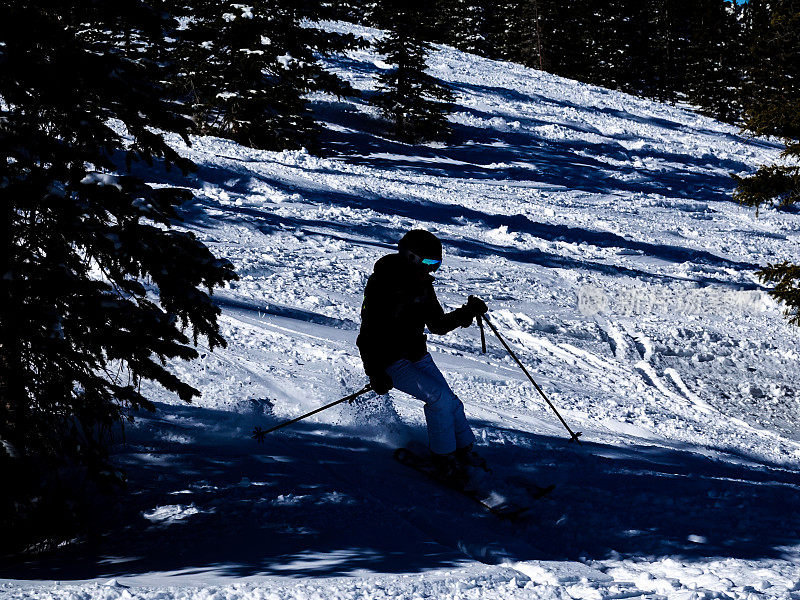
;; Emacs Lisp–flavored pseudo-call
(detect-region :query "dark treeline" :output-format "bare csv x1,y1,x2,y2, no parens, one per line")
335,0,776,125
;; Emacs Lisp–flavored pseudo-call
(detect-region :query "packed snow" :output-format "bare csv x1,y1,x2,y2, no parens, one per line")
4,21,800,600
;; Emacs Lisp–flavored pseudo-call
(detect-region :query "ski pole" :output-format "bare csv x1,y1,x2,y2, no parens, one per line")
482,313,583,445
252,384,373,441
476,314,487,354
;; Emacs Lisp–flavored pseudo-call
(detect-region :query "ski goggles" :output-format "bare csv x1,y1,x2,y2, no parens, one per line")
406,249,442,272
421,258,441,272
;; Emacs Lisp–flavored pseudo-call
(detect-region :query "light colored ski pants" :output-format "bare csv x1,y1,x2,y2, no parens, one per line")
386,353,475,455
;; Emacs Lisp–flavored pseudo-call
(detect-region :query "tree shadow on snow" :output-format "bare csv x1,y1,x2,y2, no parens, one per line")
121,85,766,292
175,173,762,291
475,424,800,562
2,403,798,581
314,57,774,205
213,294,359,331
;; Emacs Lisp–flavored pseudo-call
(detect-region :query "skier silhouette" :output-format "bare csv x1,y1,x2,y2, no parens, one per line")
357,229,488,482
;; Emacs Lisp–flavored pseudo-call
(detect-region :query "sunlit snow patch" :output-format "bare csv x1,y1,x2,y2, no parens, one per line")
509,560,613,586
142,504,204,524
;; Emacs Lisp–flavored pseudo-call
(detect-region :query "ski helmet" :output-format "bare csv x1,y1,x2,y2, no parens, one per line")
398,229,442,272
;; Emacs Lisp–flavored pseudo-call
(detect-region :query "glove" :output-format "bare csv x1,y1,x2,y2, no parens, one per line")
368,371,393,395
466,295,488,317
456,295,487,328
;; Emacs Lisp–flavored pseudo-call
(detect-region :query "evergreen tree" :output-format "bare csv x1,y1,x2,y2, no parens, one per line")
498,0,549,68
540,0,594,80
175,0,362,151
738,0,775,114
373,0,454,142
590,0,655,94
685,0,745,123
0,0,236,548
433,0,492,55
648,0,688,103
734,0,800,211
733,0,800,324
472,0,518,62
328,0,371,24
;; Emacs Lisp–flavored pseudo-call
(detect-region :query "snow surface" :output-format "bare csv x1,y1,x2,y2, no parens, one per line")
4,20,800,600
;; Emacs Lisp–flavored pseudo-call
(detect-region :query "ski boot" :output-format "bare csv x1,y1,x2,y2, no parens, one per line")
455,443,489,472
454,443,492,492
430,451,469,490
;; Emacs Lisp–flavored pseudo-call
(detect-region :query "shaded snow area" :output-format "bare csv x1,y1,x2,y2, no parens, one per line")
5,21,800,600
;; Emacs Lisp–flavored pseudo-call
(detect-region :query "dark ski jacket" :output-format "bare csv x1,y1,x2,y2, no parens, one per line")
357,253,473,377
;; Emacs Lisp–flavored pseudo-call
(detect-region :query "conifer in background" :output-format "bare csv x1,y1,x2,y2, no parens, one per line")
542,0,594,80
738,0,775,115
430,0,746,123
733,0,800,324
329,0,371,24
0,0,236,550
433,0,492,55
373,0,454,142
734,0,800,211
591,1,654,95
685,0,745,123
648,0,685,103
495,0,548,69
175,0,362,152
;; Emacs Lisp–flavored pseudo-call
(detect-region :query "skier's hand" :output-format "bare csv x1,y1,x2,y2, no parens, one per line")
466,295,488,317
369,371,393,395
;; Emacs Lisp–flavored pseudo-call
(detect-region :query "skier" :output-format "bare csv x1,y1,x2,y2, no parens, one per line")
357,229,488,485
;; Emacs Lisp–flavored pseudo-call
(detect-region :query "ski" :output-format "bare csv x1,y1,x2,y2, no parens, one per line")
505,475,556,500
393,446,535,521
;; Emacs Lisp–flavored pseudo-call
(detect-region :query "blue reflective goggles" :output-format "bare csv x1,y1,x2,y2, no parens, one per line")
421,258,441,272
404,248,442,272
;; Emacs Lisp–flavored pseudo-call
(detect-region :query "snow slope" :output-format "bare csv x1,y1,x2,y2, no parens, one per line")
4,21,800,600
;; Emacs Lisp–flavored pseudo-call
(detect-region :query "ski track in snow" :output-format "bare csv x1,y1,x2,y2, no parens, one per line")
5,20,800,600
